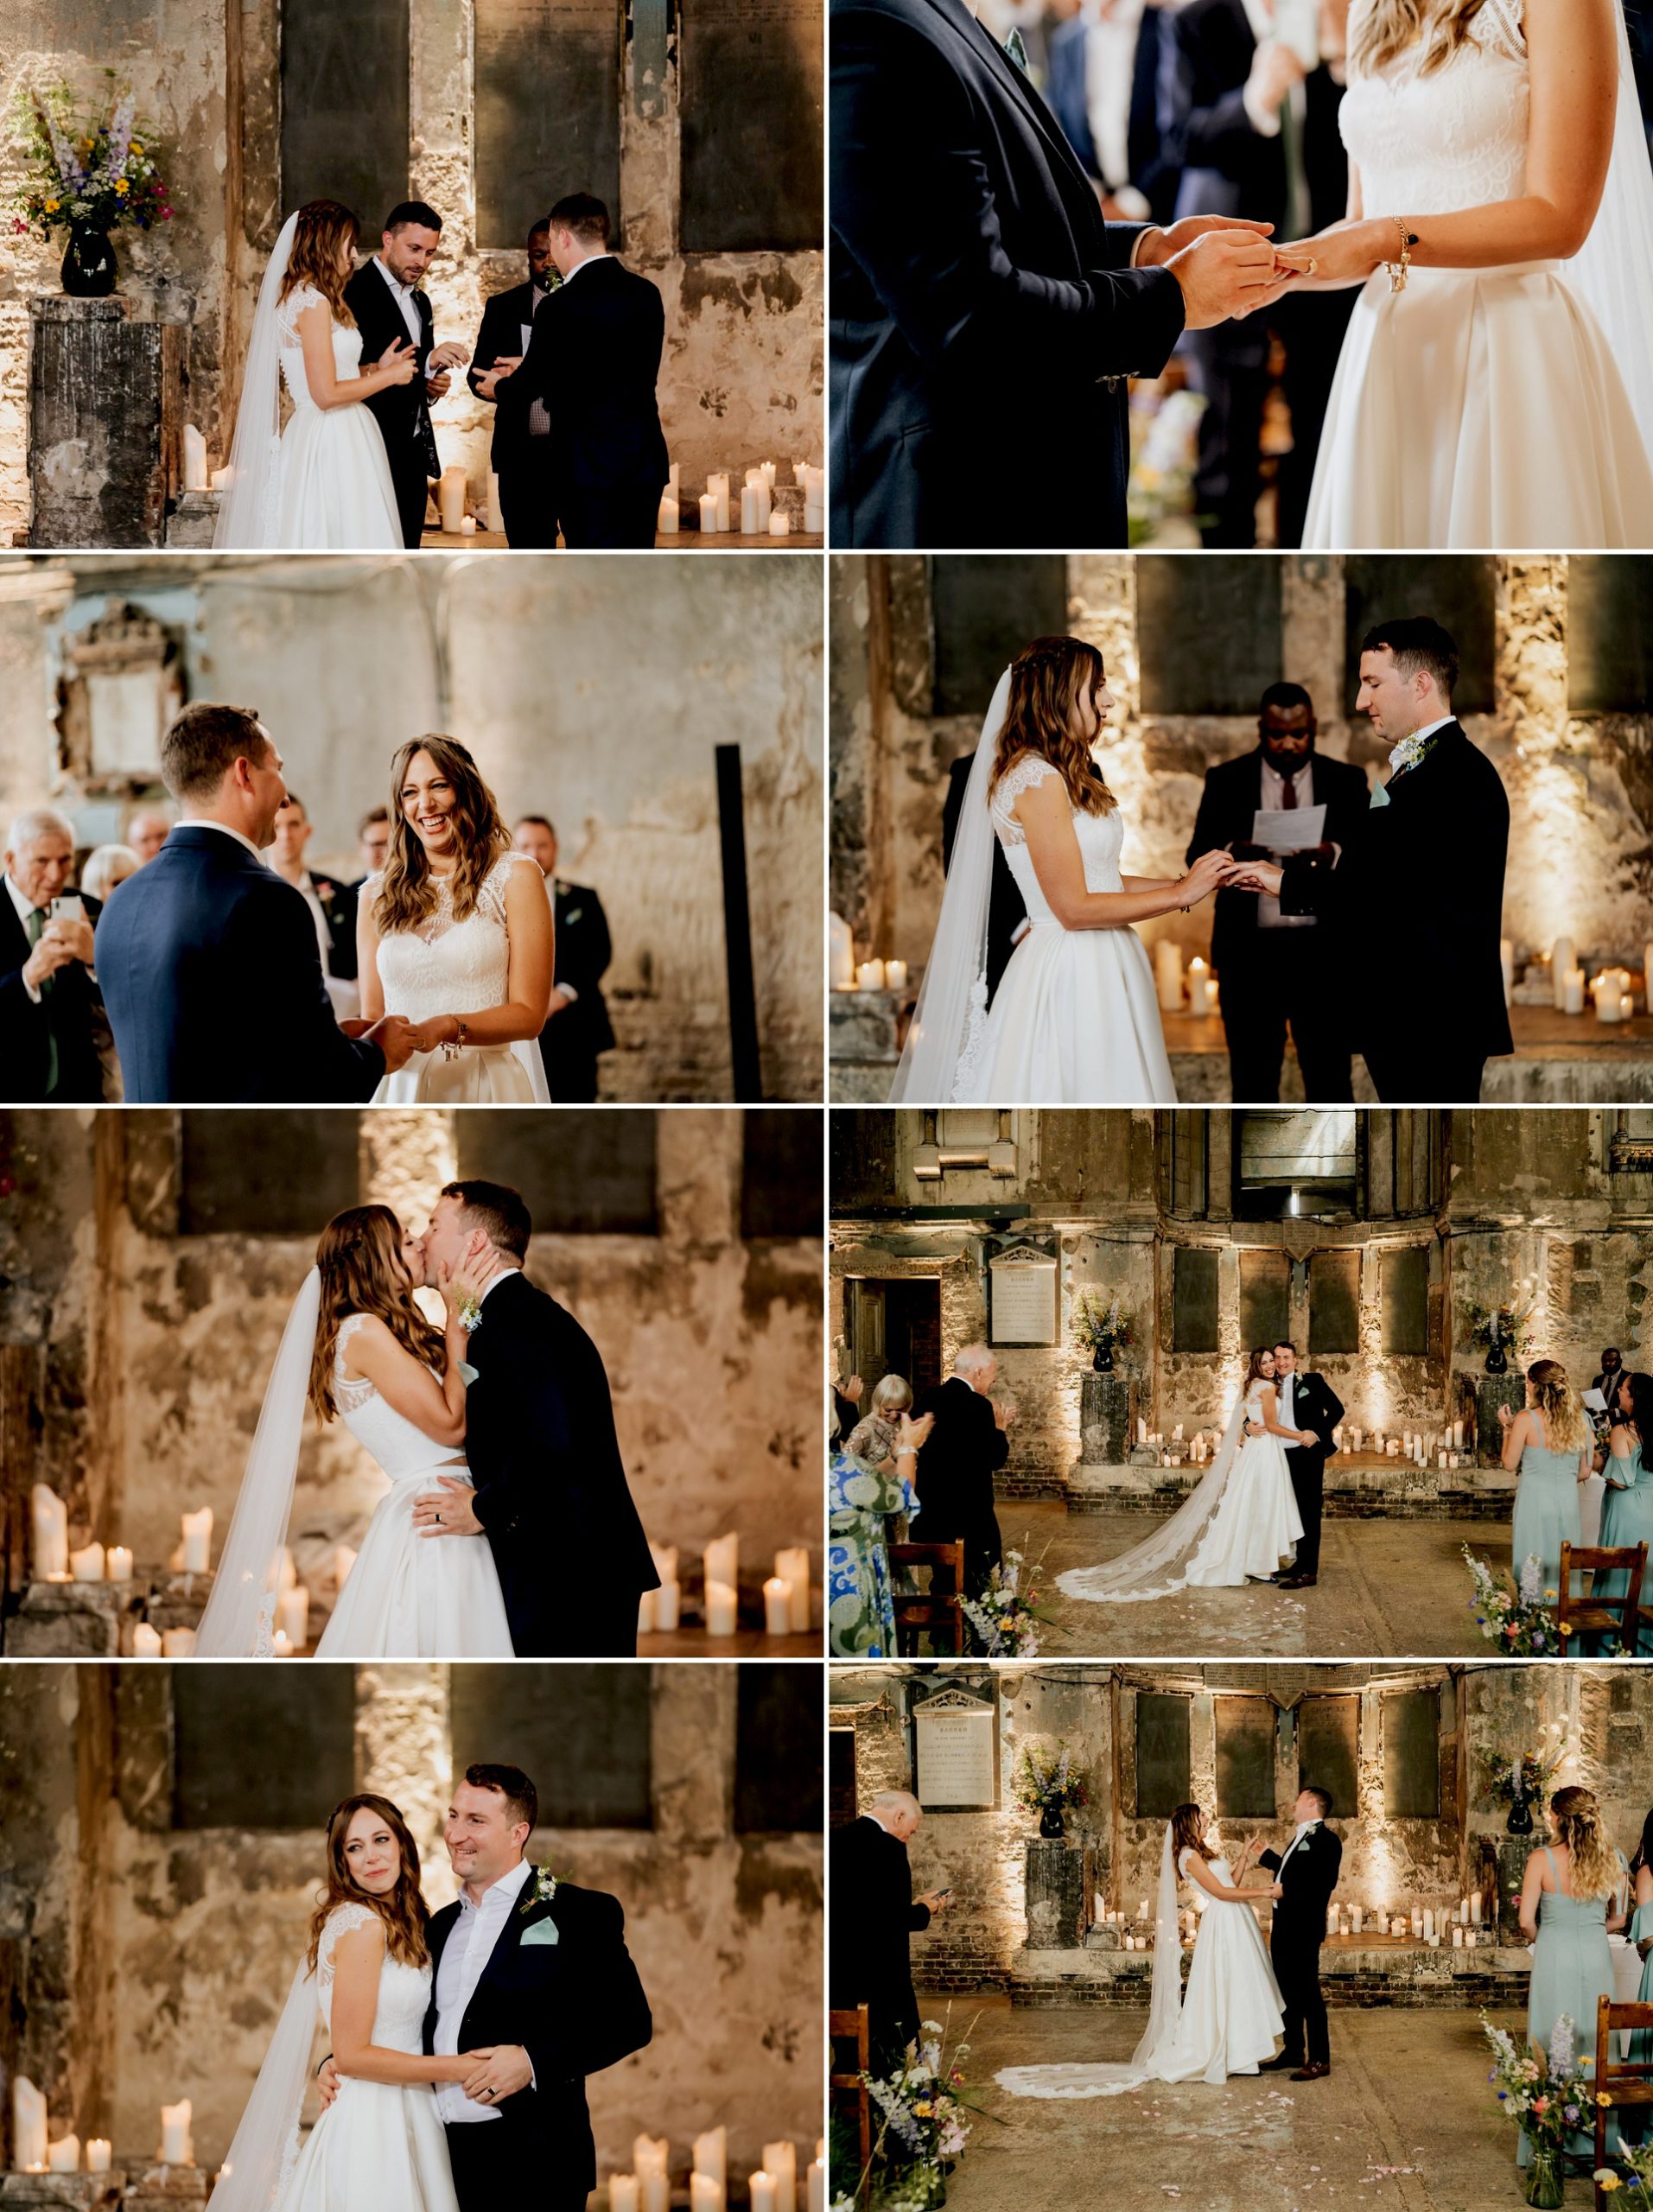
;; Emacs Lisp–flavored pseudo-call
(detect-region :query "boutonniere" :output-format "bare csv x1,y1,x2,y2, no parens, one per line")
563,905,582,925
1387,731,1442,783
455,1293,484,1335
519,1865,560,1916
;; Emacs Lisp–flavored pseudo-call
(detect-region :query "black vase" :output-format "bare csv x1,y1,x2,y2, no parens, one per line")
1507,1792,1534,1836
1039,1804,1065,1839
1091,1338,1114,1374
61,225,117,297
1485,1341,1509,1376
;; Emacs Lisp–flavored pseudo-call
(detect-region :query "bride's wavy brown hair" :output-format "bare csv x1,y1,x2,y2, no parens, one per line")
278,200,360,328
1171,1802,1216,1865
306,1793,430,1972
373,734,511,938
1351,0,1491,78
989,636,1118,819
1526,1358,1589,1455
1548,1785,1621,1904
1243,1347,1275,1390
308,1205,443,1423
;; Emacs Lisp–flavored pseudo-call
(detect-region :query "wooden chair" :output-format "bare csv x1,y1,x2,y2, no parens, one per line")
1558,1542,1647,1654
830,2004,873,2198
890,1541,966,1657
1593,1994,1653,2208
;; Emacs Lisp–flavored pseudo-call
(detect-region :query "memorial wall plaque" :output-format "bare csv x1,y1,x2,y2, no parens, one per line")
681,0,824,253
912,1687,998,1810
475,0,622,251
281,0,409,232
989,1241,1058,1345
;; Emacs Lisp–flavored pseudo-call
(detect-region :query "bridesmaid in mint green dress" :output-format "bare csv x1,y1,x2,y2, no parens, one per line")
1625,1809,1653,2147
1596,1375,1653,1654
1516,1788,1626,2171
1501,1360,1594,1603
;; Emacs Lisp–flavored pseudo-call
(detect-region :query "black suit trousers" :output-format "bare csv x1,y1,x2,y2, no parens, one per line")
1362,1045,1486,1106
446,2125,582,2212
558,484,659,550
386,439,432,550
1216,951,1352,1104
1270,1927,1328,2065
499,440,561,549
1284,1446,1326,1576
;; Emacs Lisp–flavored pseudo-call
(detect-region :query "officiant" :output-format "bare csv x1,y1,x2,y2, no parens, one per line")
469,222,559,550
1186,680,1367,1102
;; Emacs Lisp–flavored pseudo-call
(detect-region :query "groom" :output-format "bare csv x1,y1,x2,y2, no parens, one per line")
414,1180,661,1654
321,1762,652,2212
1258,1783,1341,2082
1257,1342,1342,1591
346,201,466,548
96,702,415,1102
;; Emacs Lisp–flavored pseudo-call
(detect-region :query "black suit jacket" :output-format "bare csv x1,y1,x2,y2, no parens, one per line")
95,827,385,1103
463,1271,658,1654
828,1815,931,2051
469,281,552,472
1276,722,1513,1076
1275,1370,1344,1466
1046,5,1179,224
422,1877,652,2196
912,1375,1008,1564
1261,1821,1342,1948
308,870,359,983
345,261,440,480
830,0,1186,548
1186,749,1370,977
1,885,106,1103
1161,0,1348,233
496,257,669,504
539,880,615,1069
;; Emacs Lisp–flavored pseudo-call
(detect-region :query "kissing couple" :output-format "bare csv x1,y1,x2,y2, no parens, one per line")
210,1767,652,2212
195,1179,660,1661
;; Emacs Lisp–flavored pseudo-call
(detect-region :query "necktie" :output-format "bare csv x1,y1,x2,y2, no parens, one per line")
1280,773,1297,810
1279,91,1311,244
26,907,60,1094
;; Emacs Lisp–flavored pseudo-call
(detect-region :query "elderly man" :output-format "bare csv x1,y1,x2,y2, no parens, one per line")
914,1344,1013,1605
829,1790,949,2073
128,806,174,865
2,806,107,1102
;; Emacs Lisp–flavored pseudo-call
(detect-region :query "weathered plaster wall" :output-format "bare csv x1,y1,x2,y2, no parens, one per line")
0,552,824,1101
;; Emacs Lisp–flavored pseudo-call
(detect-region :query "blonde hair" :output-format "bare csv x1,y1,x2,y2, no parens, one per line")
869,1373,913,1416
1549,1786,1620,1903
989,636,1118,821
1350,0,1491,77
1527,1360,1588,1454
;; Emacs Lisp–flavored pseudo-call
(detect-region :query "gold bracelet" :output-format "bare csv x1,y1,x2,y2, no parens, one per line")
1385,216,1418,293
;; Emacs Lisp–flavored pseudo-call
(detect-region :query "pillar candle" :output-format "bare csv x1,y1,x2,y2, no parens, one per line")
610,2178,640,2212
1187,957,1211,1017
763,1577,792,1636
1500,938,1514,1001
705,1581,739,1637
703,1533,739,1590
1453,1925,1464,1948
1551,935,1574,1009
162,1629,198,1658
277,1547,296,1593
760,461,777,489
210,464,233,492
181,1508,213,1574
669,462,681,495
438,466,467,532
1644,941,1652,1009
710,474,732,532
658,496,680,535
32,1484,69,1579
642,2183,668,2212
699,493,720,533
639,1590,657,1635
885,958,908,992
334,1546,357,1592
633,2144,669,2179
133,1624,162,1658
1352,1905,1363,1933
48,2135,79,2172
14,2077,48,2170
807,2157,826,2212
160,2101,192,2164
690,2181,724,2212
106,1546,133,1582
273,1630,294,1656
856,958,886,990
775,1547,811,1632
86,2140,111,2172
1438,1450,1447,1469
277,1585,309,1649
1565,966,1586,1014
749,2178,779,2212
741,485,762,535
761,2141,796,2212
655,1580,681,1631
1472,1890,1484,1924
70,1541,105,1582
1154,939,1184,1014
768,512,791,537
1137,1418,1148,1444
182,423,208,492
693,2126,727,2186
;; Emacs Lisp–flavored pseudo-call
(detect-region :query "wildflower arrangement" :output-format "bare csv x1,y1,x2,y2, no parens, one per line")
1482,1721,1576,1810
1485,2011,1598,2158
1465,1294,1538,1361
9,78,172,241
842,2010,993,2210
1071,1294,1133,1355
1012,1740,1089,1815
1465,1546,1565,1657
960,1547,1057,1658
1595,2139,1653,2204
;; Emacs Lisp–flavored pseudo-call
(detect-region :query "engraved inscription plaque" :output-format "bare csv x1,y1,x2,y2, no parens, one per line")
475,0,622,251
913,1686,998,1810
681,0,824,253
989,1243,1058,1345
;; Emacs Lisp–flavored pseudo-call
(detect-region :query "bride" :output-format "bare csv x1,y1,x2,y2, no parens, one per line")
889,637,1237,1105
1057,1348,1307,1605
196,1204,515,1658
215,200,414,551
358,736,555,1103
209,1793,482,2212
997,1802,1284,2099
1288,0,1653,547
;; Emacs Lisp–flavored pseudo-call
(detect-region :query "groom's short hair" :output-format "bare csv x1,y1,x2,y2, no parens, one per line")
465,1762,537,1834
441,1178,531,1260
385,200,442,234
1360,616,1459,700
160,703,270,802
548,192,612,246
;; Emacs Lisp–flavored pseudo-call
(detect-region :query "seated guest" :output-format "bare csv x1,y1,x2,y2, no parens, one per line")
268,792,359,1018
1046,1,1180,226
127,806,174,864
470,221,559,549
828,1790,950,2075
512,813,616,1102
2,806,109,1103
80,843,142,906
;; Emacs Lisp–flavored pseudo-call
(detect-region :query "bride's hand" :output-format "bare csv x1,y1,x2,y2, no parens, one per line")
1273,218,1387,287
1177,848,1239,906
377,337,419,386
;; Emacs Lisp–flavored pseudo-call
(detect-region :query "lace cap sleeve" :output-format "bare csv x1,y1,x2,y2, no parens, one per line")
479,847,543,927
1475,0,1525,62
989,755,1062,847
317,1900,381,1982
334,1313,372,1368
276,281,330,340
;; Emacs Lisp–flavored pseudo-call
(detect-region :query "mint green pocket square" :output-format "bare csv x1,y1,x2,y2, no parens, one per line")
521,1920,559,1947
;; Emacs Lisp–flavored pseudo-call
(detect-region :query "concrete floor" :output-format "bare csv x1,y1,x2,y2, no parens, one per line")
941,1994,1535,2212
1001,1499,1509,1657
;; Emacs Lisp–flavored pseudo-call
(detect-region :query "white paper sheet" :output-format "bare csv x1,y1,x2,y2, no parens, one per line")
1252,802,1326,931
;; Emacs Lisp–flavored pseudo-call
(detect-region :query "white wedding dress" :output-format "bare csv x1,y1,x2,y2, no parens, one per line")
1303,0,1653,547
315,1315,514,1659
370,851,552,1103
996,1846,1284,2099
952,757,1177,1104
266,284,404,549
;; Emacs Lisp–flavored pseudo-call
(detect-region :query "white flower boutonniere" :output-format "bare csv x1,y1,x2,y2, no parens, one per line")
519,1865,560,1916
1388,730,1441,778
455,1293,484,1335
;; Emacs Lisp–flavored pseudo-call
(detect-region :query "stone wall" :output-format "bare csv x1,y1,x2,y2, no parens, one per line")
0,1108,823,1596
0,552,824,1102
0,1663,822,2177
0,3,823,540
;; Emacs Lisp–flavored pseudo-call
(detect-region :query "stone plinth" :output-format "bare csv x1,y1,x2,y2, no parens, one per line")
0,2177,126,2209
164,489,220,548
145,1572,213,1633
1475,1377,1527,1466
1078,1371,1131,1469
6,1580,143,1656
1024,1838,1090,1950
829,988,903,1102
122,2168,210,2212
1065,1456,1513,1521
28,295,184,548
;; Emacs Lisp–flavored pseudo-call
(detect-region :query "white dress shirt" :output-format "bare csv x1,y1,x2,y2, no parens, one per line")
1275,1370,1295,1425
1082,0,1148,208
521,285,554,438
1276,1817,1320,1876
433,1855,535,2123
188,817,265,861
374,255,425,347
558,251,611,286
479,1266,522,1308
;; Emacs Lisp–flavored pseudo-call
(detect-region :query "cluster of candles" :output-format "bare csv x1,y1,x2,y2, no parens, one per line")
1542,936,1650,1023
850,958,909,994
1342,1421,1469,1469
658,461,819,538
1152,944,1221,1020
638,1536,811,1639
10,2079,191,2174
1135,1421,1211,1469
1095,1893,1491,1949
607,2131,825,2212
182,423,233,496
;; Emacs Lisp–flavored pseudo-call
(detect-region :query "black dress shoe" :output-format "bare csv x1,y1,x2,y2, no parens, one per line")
1291,2062,1331,2082
1258,2052,1302,2070
1279,1574,1319,1589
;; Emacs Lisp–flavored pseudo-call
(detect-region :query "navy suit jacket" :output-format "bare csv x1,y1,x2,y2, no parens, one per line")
1046,6,1180,224
96,825,385,1103
830,0,1186,547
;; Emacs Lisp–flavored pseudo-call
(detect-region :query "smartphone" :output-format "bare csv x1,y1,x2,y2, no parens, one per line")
50,894,86,924
1274,0,1320,68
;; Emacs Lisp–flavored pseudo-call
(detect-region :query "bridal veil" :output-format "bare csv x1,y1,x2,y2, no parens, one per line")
213,211,300,550
1055,1395,1249,1604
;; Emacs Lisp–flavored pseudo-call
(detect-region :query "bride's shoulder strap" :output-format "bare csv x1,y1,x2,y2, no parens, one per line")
1476,0,1525,64
335,1312,372,1363
317,1899,381,1977
989,753,1062,837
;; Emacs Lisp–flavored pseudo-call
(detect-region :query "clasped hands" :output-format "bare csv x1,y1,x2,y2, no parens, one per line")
316,2044,531,2110
22,912,95,988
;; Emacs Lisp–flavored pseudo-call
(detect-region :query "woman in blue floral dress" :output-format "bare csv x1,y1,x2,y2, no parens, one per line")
828,1382,931,1657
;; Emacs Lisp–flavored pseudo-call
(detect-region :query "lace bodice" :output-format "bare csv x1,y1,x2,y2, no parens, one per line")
371,851,544,1025
1179,1848,1233,1890
315,1902,432,2052
988,756,1126,921
276,282,366,413
1340,0,1528,220
334,1314,470,1481
1244,1384,1270,1425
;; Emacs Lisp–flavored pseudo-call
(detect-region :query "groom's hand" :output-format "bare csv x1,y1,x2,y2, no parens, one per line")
1152,220,1296,331
463,2045,533,2103
414,1475,484,1539
365,1014,419,1072
316,2057,340,2108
